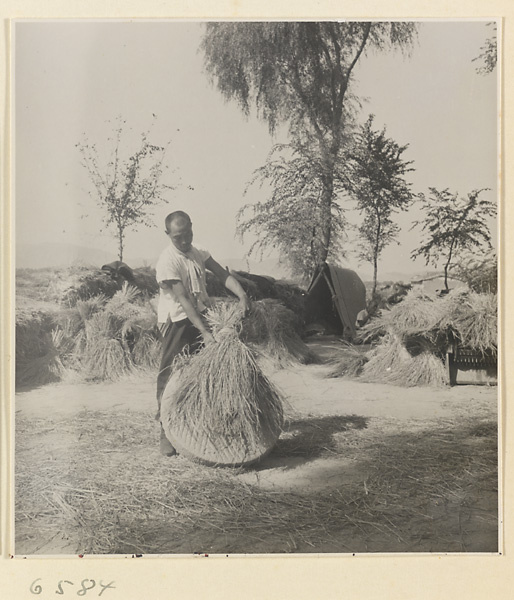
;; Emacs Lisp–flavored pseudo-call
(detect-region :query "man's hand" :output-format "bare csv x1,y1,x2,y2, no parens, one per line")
238,294,251,317
202,330,216,345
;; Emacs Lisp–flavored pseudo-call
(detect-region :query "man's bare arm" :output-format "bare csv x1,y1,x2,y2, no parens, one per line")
159,279,215,343
204,257,250,315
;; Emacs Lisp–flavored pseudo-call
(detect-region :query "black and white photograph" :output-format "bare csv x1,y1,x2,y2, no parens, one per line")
13,19,499,557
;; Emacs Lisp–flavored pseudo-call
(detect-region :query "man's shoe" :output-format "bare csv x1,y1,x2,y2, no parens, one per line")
160,427,177,457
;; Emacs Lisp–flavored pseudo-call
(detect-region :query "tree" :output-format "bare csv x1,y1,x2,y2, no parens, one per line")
237,143,347,281
77,123,173,261
202,22,417,271
347,115,414,296
473,22,497,75
451,251,497,294
411,188,496,291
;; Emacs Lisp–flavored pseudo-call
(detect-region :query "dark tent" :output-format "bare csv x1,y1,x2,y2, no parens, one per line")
305,263,367,338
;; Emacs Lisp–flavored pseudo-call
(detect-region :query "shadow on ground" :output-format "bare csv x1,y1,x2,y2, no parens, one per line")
255,414,368,471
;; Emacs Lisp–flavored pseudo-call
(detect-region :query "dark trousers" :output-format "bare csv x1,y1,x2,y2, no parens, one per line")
156,318,202,420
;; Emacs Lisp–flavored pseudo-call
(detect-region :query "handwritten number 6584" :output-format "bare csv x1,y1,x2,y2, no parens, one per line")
29,578,116,596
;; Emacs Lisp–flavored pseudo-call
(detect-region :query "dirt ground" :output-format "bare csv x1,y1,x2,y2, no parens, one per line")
14,339,499,555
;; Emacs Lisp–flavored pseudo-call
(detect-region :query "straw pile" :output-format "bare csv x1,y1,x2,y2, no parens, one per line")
238,299,318,367
438,289,498,357
363,288,497,350
361,289,443,342
75,283,161,381
43,267,121,306
15,265,313,388
15,304,64,387
360,333,447,387
206,270,308,328
329,288,497,387
161,302,284,467
326,342,368,378
60,266,161,306
16,265,159,308
16,281,161,388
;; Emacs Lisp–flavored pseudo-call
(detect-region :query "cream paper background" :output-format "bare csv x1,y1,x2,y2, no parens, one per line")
0,2,509,599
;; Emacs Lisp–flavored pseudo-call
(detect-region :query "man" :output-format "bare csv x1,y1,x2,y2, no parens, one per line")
155,210,250,456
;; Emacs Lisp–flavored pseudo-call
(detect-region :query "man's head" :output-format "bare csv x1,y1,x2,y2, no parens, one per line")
165,211,193,253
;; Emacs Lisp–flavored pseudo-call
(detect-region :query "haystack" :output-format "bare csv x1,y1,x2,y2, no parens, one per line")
361,288,497,352
206,298,317,368
329,287,496,388
360,333,447,387
76,283,160,380
240,299,318,367
160,303,284,467
15,305,63,387
360,289,443,342
205,269,308,327
438,289,497,357
326,342,368,378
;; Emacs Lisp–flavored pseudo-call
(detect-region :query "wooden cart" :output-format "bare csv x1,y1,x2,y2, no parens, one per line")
446,343,497,386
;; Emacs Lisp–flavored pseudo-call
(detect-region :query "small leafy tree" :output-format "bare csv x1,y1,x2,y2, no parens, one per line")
77,123,173,262
347,115,414,296
237,143,348,281
411,188,496,291
473,22,497,75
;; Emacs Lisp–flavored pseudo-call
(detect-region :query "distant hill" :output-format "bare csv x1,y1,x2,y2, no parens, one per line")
16,242,436,285
222,258,291,280
16,243,115,269
376,270,440,285
15,242,292,279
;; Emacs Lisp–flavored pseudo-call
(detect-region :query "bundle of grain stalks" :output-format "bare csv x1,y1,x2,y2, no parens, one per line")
239,299,318,367
360,333,447,387
362,288,497,350
326,342,369,379
439,289,497,356
361,289,444,342
329,288,496,387
75,283,161,381
15,306,63,387
160,302,285,467
56,266,122,306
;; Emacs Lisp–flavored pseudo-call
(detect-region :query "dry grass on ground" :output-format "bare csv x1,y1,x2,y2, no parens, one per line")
15,409,497,555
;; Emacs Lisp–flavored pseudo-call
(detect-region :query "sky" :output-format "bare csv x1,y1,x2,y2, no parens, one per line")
14,20,498,279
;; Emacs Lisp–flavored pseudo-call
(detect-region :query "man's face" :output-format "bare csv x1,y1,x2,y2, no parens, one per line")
168,219,193,253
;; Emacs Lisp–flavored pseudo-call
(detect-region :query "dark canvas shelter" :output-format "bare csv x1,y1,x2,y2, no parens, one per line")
305,263,367,338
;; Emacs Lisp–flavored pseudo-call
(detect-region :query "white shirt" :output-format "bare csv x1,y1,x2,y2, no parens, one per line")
155,243,211,324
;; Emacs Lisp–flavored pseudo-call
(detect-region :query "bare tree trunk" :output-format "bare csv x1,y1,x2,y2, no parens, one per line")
118,225,124,262
372,215,381,297
443,263,449,291
444,243,456,291
319,175,334,264
372,256,379,298
318,144,338,265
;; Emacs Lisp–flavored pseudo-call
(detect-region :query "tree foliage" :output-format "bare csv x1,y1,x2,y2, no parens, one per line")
473,22,497,75
202,22,417,272
237,144,347,281
347,115,414,295
451,251,497,294
77,122,173,261
411,188,496,291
